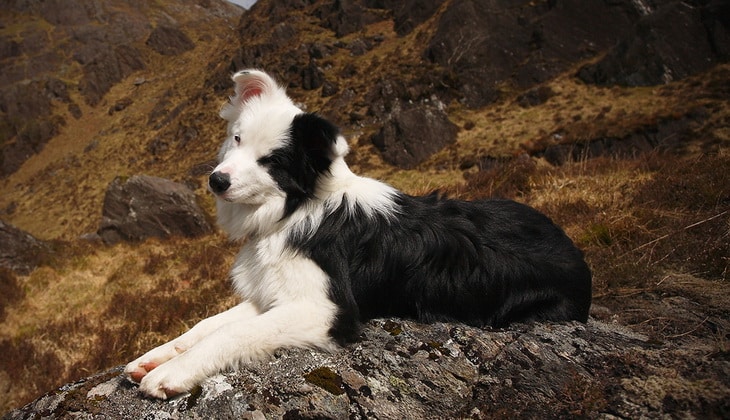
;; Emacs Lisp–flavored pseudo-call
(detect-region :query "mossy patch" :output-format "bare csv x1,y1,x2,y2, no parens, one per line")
382,320,403,336
50,369,120,417
304,366,345,395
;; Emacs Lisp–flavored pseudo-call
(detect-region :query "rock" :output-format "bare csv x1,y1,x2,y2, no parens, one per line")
270,22,297,43
516,85,556,108
0,220,49,275
0,78,69,177
705,0,730,59
316,1,383,38
577,2,729,86
389,0,447,36
313,0,446,38
0,0,240,176
0,35,21,60
145,25,195,56
539,112,705,166
308,42,333,59
300,60,325,90
78,44,145,106
424,0,637,107
6,318,729,418
45,78,71,103
10,0,94,26
97,175,212,245
371,104,458,169
346,37,370,56
321,80,339,97
108,97,133,115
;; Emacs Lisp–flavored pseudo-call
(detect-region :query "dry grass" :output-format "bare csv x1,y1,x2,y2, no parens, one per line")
0,235,237,411
479,152,729,287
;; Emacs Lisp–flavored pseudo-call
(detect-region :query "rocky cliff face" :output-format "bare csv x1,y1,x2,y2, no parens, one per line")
0,0,241,177
6,318,729,419
223,0,728,168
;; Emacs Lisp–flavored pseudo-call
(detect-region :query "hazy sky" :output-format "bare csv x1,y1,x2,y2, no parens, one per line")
227,0,257,9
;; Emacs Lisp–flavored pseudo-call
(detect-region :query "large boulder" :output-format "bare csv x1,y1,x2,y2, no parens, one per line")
371,104,458,169
97,175,213,245
0,220,49,275
6,318,729,418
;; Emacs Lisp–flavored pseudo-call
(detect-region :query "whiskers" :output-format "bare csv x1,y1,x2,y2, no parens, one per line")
189,160,219,177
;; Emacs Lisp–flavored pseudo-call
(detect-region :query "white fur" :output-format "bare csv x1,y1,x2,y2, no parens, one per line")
213,71,302,240
125,70,344,399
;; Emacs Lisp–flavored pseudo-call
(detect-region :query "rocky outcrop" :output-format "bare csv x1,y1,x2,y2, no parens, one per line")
78,44,146,106
316,0,385,37
97,175,213,245
578,1,730,86
6,318,729,419
146,25,195,56
424,0,639,107
371,104,458,169
540,112,706,165
0,0,241,178
0,220,49,275
224,0,730,169
388,0,447,36
0,78,68,176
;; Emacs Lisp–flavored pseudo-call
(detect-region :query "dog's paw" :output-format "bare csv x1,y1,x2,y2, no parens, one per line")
137,357,201,399
125,342,189,383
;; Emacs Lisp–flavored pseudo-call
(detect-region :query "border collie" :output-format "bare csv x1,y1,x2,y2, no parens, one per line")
125,69,592,399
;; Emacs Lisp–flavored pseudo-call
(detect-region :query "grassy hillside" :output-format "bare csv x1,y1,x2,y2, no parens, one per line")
1,0,728,413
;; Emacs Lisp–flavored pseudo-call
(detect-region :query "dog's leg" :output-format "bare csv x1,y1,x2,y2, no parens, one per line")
137,301,336,399
125,302,260,383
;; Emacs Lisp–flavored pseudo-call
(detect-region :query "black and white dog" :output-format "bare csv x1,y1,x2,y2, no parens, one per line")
126,69,592,399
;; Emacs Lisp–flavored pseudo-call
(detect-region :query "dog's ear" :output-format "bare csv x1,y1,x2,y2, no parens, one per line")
231,69,279,106
292,113,345,171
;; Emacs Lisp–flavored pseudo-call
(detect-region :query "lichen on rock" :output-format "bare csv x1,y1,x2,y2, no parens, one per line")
6,318,728,419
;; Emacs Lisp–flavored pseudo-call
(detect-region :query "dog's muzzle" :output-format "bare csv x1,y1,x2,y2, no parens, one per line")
209,171,231,194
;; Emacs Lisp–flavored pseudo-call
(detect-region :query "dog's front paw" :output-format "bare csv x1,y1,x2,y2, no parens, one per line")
125,360,164,383
137,357,201,399
125,342,189,384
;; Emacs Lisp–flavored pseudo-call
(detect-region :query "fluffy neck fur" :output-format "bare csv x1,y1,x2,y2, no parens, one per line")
216,157,398,242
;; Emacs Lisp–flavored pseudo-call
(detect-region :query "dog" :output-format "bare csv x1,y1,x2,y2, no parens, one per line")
125,69,592,399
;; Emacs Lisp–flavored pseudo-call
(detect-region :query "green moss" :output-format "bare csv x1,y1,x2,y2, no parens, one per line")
388,375,410,396
382,320,403,336
304,366,345,395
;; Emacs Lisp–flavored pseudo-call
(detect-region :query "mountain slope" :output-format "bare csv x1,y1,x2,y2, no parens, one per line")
0,0,242,239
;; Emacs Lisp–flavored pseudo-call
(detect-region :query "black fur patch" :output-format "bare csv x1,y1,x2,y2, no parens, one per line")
258,113,340,218
291,193,592,344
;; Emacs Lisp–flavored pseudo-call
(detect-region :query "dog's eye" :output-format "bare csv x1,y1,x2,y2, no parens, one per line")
234,135,241,143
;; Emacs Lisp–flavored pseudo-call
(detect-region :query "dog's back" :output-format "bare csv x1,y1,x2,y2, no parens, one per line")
294,190,592,343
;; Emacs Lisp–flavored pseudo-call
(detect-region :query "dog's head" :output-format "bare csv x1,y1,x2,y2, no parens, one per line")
210,69,349,239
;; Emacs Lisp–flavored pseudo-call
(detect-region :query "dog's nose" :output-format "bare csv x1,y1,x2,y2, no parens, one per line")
209,171,231,193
